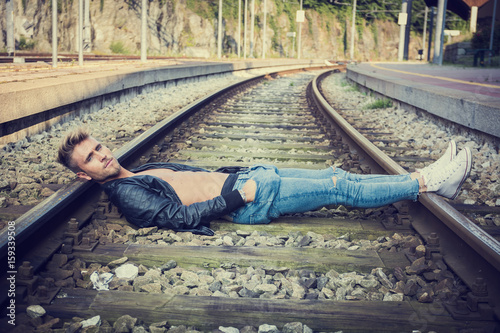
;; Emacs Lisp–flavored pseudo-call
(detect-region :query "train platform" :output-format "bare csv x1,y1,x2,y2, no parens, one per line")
0,58,327,145
346,62,500,140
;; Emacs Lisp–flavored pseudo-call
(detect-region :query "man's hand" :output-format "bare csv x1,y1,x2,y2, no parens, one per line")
241,179,256,203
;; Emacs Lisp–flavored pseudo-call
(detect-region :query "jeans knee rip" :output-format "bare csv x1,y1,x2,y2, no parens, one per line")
332,176,337,187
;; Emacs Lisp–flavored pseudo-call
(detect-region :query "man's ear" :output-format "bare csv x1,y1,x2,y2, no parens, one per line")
76,172,92,181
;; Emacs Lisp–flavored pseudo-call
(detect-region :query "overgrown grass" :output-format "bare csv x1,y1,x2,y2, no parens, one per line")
341,80,360,92
109,41,129,55
365,98,393,109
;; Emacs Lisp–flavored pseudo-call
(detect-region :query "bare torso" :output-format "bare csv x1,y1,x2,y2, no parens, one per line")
134,169,229,205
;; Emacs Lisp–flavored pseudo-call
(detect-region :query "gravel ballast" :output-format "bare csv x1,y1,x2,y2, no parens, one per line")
5,69,489,333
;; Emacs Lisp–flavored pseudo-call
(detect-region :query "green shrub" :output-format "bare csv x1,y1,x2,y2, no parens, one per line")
18,36,35,50
109,41,129,54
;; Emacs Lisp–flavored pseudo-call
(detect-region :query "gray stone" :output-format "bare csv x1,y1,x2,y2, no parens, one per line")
181,271,200,287
258,324,279,333
81,315,101,328
140,282,162,293
297,235,312,247
150,320,168,328
291,282,306,299
303,325,313,333
66,322,83,333
219,326,240,333
282,322,302,333
254,284,278,295
299,277,317,289
393,266,407,282
0,180,10,191
26,305,46,318
107,257,128,268
374,268,393,289
115,263,139,280
172,285,190,295
236,230,251,237
113,314,137,333
238,287,260,298
359,277,379,289
240,326,258,333
159,260,177,271
305,290,320,299
144,269,162,280
325,269,340,279
335,286,347,300
322,287,335,299
316,276,329,290
404,280,419,296
209,281,222,292
222,236,234,246
137,226,158,236
406,257,429,275
132,326,149,333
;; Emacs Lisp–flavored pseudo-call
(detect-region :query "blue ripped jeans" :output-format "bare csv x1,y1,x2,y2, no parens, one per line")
228,164,419,224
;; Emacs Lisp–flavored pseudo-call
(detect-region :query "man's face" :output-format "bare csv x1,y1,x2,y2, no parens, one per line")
71,137,121,183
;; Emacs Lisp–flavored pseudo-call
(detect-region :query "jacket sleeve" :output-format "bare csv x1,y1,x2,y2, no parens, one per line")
105,177,245,232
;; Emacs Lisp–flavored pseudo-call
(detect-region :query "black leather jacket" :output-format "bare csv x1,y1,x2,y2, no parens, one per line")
101,163,246,236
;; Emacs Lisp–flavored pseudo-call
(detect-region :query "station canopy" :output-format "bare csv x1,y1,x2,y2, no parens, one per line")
424,0,490,20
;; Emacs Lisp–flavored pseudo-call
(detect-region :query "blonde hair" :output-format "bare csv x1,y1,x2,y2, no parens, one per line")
57,127,90,173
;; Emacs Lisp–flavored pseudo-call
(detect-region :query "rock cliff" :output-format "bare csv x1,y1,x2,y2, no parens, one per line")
1,0,424,61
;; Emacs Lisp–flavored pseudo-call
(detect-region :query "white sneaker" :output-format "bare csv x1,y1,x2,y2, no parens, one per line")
419,140,457,184
425,147,472,200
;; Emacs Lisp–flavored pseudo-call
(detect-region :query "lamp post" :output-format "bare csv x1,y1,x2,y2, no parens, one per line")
262,0,267,59
298,0,303,59
217,0,222,58
350,0,356,61
433,0,447,65
141,0,147,62
78,0,83,65
6,0,14,56
238,0,241,58
52,0,57,67
244,0,248,58
488,0,497,65
398,0,408,61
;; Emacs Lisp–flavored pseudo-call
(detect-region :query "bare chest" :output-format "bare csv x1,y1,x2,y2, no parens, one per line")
134,169,229,205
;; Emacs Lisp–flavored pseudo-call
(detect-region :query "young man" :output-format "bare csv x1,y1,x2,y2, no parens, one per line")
57,128,472,235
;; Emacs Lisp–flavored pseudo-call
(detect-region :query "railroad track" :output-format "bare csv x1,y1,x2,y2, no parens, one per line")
0,52,176,64
318,75,500,245
1,67,499,332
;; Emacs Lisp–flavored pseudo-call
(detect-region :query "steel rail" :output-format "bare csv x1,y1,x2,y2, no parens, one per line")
0,74,263,263
310,70,500,273
0,65,335,265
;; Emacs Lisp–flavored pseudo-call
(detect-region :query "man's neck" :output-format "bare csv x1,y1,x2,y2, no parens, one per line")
97,168,134,184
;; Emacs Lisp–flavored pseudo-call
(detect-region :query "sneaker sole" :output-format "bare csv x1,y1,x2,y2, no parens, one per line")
448,147,472,200
448,140,457,161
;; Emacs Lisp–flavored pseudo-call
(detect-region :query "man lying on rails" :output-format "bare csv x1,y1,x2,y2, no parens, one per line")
57,128,472,236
